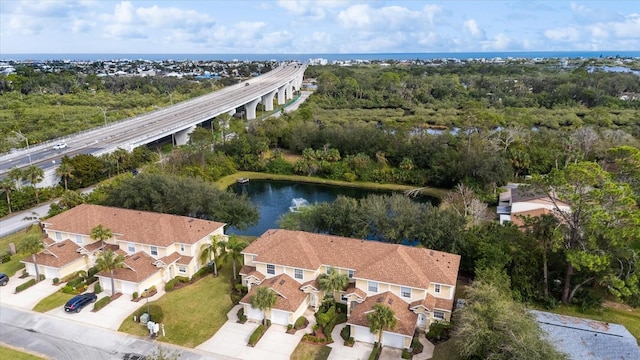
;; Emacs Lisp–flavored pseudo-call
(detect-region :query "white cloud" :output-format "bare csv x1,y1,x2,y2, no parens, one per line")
337,4,441,31
481,33,512,51
463,19,485,39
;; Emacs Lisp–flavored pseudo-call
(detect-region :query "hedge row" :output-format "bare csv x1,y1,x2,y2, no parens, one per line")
237,308,247,323
15,279,36,293
294,316,307,330
93,296,111,311
369,345,381,360
248,324,266,346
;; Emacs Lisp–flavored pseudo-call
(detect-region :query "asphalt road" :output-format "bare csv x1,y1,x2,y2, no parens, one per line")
0,305,229,360
0,64,305,175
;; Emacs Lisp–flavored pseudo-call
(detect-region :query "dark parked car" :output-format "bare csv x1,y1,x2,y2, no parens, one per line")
0,273,8,286
64,293,97,313
123,354,146,360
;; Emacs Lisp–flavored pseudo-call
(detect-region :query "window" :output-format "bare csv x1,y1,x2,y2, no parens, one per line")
434,284,441,293
75,234,83,244
368,281,378,293
55,232,62,240
178,266,187,274
127,243,135,253
434,311,445,320
401,286,411,298
341,294,349,302
180,244,185,252
150,246,158,256
267,264,275,275
348,269,355,279
294,268,303,280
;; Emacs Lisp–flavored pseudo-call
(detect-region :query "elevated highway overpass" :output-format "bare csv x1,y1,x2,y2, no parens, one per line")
0,63,306,185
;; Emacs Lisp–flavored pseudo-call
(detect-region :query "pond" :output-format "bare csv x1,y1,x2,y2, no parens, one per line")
227,180,437,236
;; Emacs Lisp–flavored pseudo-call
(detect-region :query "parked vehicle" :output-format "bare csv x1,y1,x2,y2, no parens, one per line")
122,354,147,360
0,273,8,286
64,293,97,313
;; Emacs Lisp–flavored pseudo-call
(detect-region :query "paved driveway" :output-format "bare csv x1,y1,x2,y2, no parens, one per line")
0,273,59,310
327,323,373,360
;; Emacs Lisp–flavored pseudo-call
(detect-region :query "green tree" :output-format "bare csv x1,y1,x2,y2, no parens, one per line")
0,177,16,214
367,303,397,347
318,267,349,302
90,224,113,243
22,165,44,203
19,233,45,281
519,213,562,298
250,287,277,326
532,162,640,303
95,249,126,297
199,235,226,277
453,269,565,360
56,160,75,191
219,235,248,281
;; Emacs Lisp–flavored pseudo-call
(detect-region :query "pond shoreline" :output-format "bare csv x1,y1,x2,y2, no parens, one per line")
215,171,448,198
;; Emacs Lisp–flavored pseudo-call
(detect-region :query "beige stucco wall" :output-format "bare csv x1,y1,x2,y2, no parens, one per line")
290,296,310,324
58,257,90,279
428,283,453,299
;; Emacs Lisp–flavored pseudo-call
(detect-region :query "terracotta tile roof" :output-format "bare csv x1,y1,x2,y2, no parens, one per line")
240,274,307,313
347,292,418,337
42,204,225,247
176,255,192,265
511,208,553,227
43,237,56,246
96,251,160,283
21,239,84,268
240,265,265,281
410,294,453,312
158,252,182,265
345,283,366,299
243,229,460,288
83,241,106,253
301,278,320,291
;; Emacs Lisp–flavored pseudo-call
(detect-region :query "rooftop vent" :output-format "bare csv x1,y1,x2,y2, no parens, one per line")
429,250,434,256
133,256,141,261
279,280,286,285
388,298,394,305
377,297,384,303
57,243,66,248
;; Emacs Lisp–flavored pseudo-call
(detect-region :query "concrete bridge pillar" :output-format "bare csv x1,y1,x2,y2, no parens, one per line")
277,86,286,105
227,109,236,116
244,98,261,120
286,82,293,100
262,90,277,111
174,125,196,145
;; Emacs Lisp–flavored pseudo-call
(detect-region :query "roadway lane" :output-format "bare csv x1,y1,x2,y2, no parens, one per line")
0,64,305,175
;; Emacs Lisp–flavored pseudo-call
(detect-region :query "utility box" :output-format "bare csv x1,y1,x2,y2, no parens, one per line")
140,313,149,324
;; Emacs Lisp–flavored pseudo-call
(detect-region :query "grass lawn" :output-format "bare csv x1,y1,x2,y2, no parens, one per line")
431,339,461,360
0,226,41,276
0,345,46,360
33,290,74,313
537,304,640,342
215,171,447,198
119,265,234,348
290,342,332,360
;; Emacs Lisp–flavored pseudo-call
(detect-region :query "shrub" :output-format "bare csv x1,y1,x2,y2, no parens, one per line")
369,345,381,360
426,322,453,342
336,302,347,314
61,285,75,294
237,308,247,323
176,276,190,283
60,272,80,283
93,296,111,311
165,278,179,292
341,325,351,341
68,277,85,288
317,305,335,327
325,315,339,339
15,279,36,293
53,278,60,285
87,266,99,278
86,276,98,285
345,337,355,346
77,270,87,279
402,349,412,359
148,285,157,292
94,282,102,294
294,316,307,330
132,292,139,299
0,252,11,263
248,325,266,346
287,324,293,331
148,304,164,323
39,274,45,281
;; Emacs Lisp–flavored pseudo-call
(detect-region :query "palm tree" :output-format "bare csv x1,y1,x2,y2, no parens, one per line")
19,234,45,281
219,235,248,281
0,177,16,214
318,267,349,302
56,160,75,190
90,224,113,244
250,287,277,326
367,303,397,347
199,234,226,277
23,165,44,203
95,249,126,297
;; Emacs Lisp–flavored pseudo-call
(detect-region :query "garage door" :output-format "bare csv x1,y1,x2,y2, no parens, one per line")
246,306,264,322
101,278,112,294
382,331,406,349
121,282,137,295
353,325,376,344
25,263,36,277
270,309,290,326
44,267,58,280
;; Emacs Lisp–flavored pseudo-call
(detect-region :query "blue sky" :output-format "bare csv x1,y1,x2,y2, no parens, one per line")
0,0,639,54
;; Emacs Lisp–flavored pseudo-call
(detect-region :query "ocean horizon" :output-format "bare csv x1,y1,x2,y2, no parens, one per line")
1,51,639,62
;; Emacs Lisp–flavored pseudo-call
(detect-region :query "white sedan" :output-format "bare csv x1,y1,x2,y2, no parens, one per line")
53,143,67,150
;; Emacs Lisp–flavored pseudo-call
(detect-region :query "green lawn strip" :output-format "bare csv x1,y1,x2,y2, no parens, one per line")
32,291,74,313
290,342,332,360
0,226,41,276
535,304,640,342
215,171,447,198
431,339,462,360
119,265,234,348
0,345,47,360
